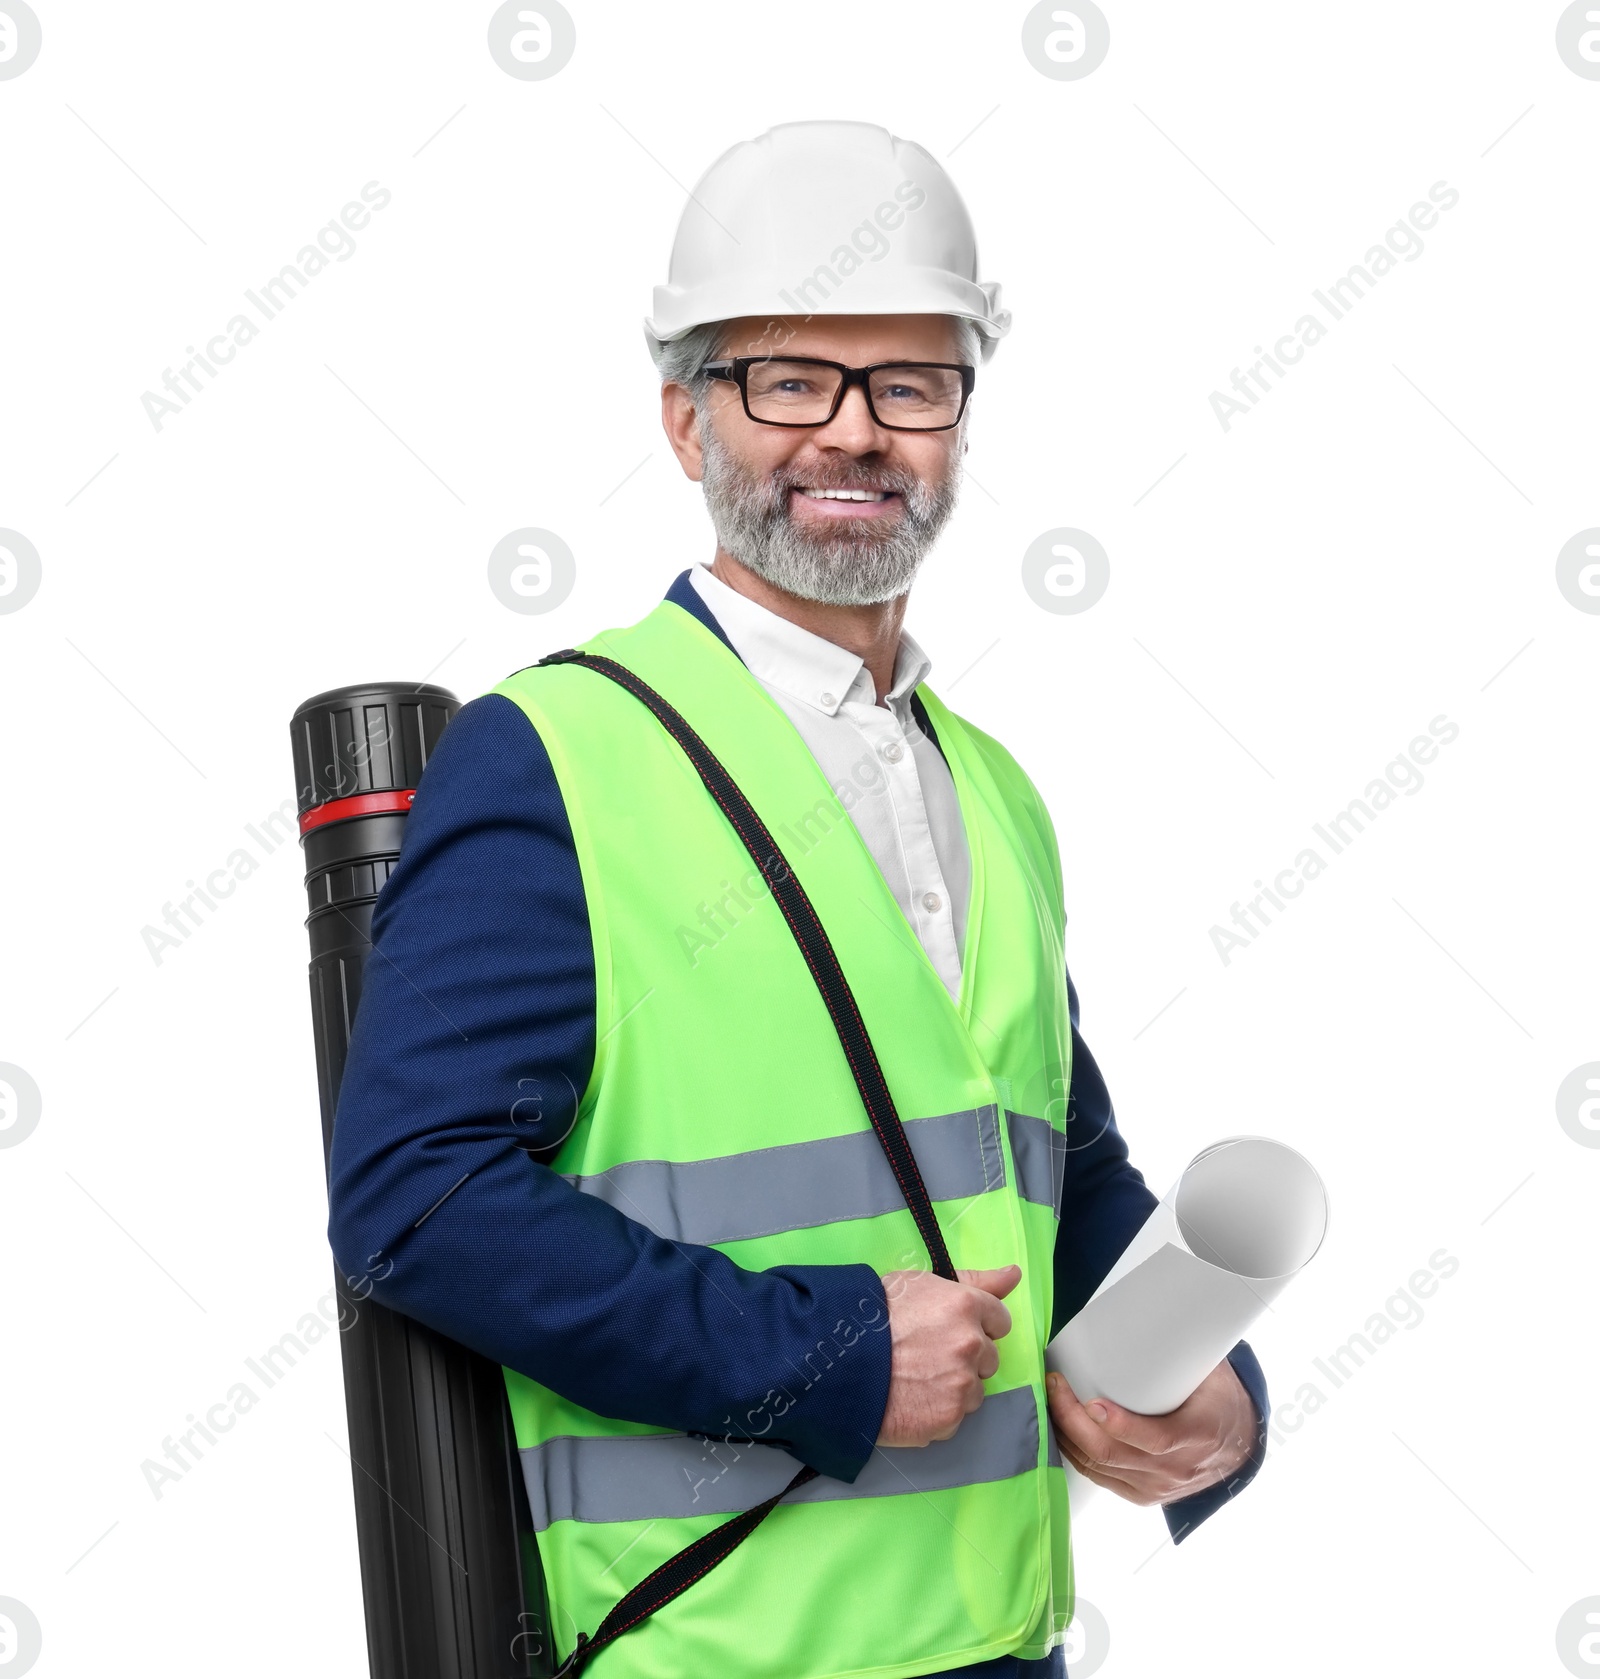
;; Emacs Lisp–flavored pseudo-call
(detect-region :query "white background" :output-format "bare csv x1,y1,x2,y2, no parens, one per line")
2,3,1596,1675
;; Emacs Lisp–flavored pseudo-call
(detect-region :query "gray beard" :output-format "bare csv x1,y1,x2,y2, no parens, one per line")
697,419,964,607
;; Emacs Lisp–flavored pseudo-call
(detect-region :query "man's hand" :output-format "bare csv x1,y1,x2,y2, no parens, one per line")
875,1264,1021,1447
1045,1358,1257,1506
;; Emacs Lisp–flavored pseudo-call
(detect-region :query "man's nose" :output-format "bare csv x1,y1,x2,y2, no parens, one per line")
808,381,892,453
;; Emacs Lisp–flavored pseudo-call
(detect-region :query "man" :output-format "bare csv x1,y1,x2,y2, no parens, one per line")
328,122,1268,1679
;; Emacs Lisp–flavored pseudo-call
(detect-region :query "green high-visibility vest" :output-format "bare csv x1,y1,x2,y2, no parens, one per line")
491,596,1075,1678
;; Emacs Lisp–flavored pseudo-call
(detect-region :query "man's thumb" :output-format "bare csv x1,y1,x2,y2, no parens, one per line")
958,1263,1022,1298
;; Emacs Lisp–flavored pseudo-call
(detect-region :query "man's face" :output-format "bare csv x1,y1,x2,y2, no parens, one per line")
664,314,970,607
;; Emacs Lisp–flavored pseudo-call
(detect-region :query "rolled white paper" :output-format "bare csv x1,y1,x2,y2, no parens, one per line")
1043,1135,1328,1510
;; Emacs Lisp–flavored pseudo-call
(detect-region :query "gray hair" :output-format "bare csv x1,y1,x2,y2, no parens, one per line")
653,315,985,404
652,318,732,404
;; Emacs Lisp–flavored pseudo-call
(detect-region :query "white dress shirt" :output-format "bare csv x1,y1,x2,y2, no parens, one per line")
688,563,971,1001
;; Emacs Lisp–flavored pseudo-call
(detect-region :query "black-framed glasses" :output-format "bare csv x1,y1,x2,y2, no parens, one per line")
703,356,975,431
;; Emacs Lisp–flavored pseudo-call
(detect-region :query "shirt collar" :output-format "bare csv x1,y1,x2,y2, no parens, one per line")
685,563,932,717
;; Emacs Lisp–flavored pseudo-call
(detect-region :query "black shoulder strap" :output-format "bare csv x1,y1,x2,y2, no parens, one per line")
536,647,955,1677
907,689,947,766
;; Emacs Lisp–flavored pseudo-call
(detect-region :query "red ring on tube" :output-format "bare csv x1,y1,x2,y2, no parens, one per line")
298,788,416,835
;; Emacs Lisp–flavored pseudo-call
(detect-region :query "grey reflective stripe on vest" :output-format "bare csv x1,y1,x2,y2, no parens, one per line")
561,1105,1006,1246
1004,1110,1066,1217
520,1383,1040,1530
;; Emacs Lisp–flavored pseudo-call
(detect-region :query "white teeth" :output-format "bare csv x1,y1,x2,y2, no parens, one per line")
798,488,889,501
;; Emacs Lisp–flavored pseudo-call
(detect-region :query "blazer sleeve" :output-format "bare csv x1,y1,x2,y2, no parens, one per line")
1051,967,1270,1542
325,692,892,1483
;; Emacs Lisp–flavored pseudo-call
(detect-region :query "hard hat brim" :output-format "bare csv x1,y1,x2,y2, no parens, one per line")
644,273,1010,369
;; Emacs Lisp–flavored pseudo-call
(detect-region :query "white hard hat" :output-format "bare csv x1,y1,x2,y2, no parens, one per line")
644,120,1011,366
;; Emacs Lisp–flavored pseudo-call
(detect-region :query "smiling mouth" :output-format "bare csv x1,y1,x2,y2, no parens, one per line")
790,485,902,517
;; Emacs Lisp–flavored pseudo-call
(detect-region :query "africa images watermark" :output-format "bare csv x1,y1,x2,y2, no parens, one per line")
675,743,891,966
1209,714,1460,966
140,1283,357,1500
139,181,391,432
141,708,399,964
680,1253,919,1506
139,795,302,964
714,177,934,364
771,178,930,324
1208,181,1460,432
1264,1246,1461,1449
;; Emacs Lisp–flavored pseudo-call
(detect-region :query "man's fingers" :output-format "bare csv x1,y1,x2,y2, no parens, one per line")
972,1291,1013,1343
1046,1371,1233,1507
1097,1401,1183,1456
1059,1438,1150,1501
958,1263,1022,1299
1046,1371,1127,1470
1065,1383,1183,1456
957,1264,1019,1342
1047,1373,1183,1487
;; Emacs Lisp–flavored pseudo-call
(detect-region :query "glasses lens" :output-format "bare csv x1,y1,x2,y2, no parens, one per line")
739,360,969,428
743,360,844,423
868,365,966,428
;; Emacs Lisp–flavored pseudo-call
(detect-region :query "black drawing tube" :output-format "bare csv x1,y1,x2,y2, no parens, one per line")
291,681,549,1679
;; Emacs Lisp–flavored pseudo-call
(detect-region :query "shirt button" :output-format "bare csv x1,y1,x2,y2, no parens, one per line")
922,891,942,912
882,742,904,764
819,691,836,709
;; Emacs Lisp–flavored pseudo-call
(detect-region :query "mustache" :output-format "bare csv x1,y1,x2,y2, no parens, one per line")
769,464,921,498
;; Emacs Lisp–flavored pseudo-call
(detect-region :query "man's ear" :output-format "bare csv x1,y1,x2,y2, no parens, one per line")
661,381,707,483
